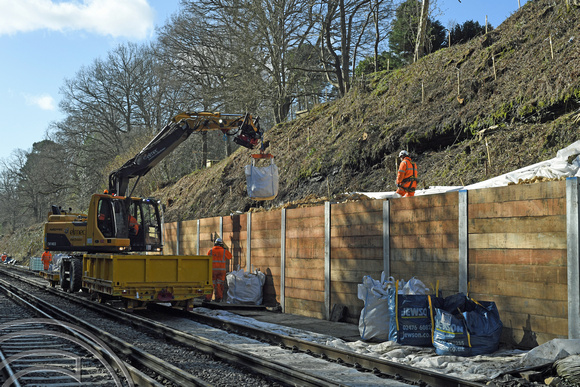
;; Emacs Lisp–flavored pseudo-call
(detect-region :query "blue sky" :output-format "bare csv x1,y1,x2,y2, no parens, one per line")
0,0,527,159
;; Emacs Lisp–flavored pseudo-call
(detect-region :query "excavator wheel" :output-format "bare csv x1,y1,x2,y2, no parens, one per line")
59,261,70,291
69,257,83,293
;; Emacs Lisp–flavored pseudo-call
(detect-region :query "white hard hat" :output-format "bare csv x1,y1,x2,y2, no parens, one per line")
214,238,223,245
399,150,409,158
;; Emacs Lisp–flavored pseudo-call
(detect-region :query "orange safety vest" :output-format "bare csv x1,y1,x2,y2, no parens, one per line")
41,251,52,268
207,246,232,272
129,215,139,234
396,157,418,193
1,254,6,262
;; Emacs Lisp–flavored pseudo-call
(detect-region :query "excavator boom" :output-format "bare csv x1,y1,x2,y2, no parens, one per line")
108,111,263,197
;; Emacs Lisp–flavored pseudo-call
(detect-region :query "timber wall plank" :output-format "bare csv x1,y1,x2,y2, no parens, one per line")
249,211,281,305
390,191,460,296
285,206,325,318
224,214,247,271
330,200,383,324
163,222,177,255
467,180,567,346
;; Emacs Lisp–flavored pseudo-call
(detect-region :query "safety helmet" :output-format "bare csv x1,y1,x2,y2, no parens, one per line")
398,150,410,158
214,238,223,246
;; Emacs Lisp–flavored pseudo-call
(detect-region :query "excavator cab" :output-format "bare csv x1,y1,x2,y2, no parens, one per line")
125,197,163,252
44,195,163,253
93,195,162,252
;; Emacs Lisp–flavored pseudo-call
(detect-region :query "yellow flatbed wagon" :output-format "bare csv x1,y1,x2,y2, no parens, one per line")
59,253,213,311
39,270,60,288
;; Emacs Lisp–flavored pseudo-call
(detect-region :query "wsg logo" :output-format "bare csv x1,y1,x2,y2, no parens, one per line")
400,307,428,318
0,319,134,386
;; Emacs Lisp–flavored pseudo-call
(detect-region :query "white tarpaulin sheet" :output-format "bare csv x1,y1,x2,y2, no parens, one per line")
192,307,580,383
358,140,580,199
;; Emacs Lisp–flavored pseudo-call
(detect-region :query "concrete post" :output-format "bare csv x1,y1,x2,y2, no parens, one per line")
281,209,286,313
383,200,390,277
325,201,331,320
196,219,200,255
566,177,580,339
247,212,252,271
176,220,181,255
458,190,468,295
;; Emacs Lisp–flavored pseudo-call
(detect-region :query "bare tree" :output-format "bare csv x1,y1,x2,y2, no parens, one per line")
316,0,395,96
53,42,187,199
158,0,322,124
414,0,429,62
0,159,24,232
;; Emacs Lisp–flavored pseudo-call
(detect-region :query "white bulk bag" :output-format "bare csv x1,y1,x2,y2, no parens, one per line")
357,272,395,341
245,157,279,200
226,269,266,305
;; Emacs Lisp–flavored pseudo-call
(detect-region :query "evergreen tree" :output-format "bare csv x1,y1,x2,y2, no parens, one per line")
388,0,445,64
354,51,405,75
449,20,493,46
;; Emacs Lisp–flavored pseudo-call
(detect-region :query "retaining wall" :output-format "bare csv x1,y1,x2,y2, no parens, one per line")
163,178,580,347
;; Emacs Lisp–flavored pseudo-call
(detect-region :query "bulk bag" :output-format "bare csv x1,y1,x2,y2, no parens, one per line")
245,155,279,200
388,278,433,346
431,293,502,356
357,272,395,341
226,269,266,305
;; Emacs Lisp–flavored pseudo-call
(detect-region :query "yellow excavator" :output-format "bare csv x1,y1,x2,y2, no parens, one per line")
43,112,265,309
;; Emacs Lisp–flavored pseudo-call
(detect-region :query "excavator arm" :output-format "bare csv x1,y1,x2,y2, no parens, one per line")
108,112,264,197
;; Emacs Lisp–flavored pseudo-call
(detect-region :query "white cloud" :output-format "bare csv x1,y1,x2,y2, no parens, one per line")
23,93,57,111
0,0,155,39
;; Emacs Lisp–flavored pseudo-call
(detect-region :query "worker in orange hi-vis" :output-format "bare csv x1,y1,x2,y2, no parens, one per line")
1,252,6,263
41,250,53,271
206,238,232,302
128,214,139,236
395,150,418,197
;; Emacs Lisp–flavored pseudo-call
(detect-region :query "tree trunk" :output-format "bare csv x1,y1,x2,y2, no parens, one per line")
339,0,350,93
201,131,208,168
414,0,429,62
373,0,379,72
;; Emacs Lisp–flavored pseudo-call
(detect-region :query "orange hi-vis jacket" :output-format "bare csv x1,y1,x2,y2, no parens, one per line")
396,156,418,193
207,246,232,272
41,251,52,270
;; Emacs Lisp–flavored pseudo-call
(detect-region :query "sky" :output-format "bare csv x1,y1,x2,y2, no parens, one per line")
0,0,528,160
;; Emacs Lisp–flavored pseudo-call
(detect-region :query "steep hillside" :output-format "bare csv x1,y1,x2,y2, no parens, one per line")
153,0,580,222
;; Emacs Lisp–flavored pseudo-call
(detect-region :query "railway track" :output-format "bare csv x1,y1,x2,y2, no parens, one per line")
0,268,278,386
153,306,488,387
1,265,488,386
0,280,152,386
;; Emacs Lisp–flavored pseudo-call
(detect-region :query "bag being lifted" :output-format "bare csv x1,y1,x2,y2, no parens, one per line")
245,154,279,200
